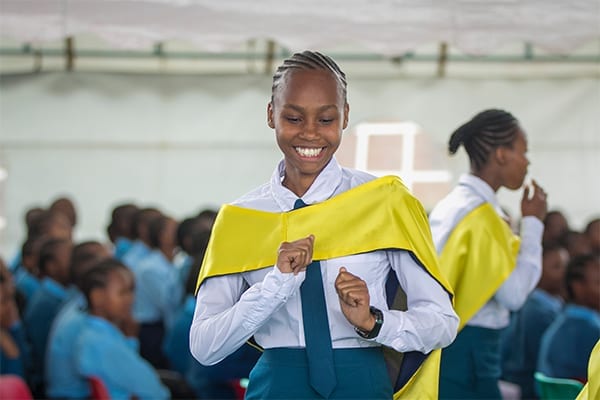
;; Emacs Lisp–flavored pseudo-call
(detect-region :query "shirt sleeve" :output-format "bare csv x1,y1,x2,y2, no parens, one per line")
189,267,304,365
375,251,459,353
494,216,544,310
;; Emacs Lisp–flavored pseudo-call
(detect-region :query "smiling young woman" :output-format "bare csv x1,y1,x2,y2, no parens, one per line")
189,51,459,399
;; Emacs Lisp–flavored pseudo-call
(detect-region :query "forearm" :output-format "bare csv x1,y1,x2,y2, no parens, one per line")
495,216,543,310
189,268,302,365
378,251,458,353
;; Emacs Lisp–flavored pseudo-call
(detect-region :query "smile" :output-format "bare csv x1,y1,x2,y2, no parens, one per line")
294,147,323,158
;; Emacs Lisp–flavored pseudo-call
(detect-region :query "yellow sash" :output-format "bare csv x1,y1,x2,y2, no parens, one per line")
196,175,453,398
576,339,600,400
438,203,520,330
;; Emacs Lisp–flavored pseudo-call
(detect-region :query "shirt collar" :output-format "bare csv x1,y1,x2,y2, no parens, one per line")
270,157,344,211
458,173,507,219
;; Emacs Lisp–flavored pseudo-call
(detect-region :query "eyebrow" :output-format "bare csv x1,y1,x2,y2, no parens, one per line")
282,104,338,113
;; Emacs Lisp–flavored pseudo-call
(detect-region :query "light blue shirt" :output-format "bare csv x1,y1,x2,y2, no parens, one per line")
45,292,89,398
537,304,600,380
122,240,151,271
23,277,68,387
14,267,41,300
114,237,134,261
429,173,544,329
163,295,196,375
132,250,183,327
76,315,169,400
501,288,564,398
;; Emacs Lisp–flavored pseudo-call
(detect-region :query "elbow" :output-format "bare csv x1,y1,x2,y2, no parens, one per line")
438,312,460,348
498,294,528,312
189,323,220,366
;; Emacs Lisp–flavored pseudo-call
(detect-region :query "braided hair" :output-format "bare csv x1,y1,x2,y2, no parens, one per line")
270,51,347,104
448,109,520,171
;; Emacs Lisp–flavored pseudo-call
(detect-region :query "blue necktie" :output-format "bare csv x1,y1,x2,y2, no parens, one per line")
294,198,337,398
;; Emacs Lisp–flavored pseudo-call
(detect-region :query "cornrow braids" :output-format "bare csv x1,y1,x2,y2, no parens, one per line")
448,109,520,171
271,50,347,104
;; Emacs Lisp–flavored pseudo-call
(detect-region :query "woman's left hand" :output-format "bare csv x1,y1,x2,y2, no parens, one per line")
334,267,376,333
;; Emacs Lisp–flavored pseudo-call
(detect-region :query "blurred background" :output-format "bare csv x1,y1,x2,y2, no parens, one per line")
1,0,599,257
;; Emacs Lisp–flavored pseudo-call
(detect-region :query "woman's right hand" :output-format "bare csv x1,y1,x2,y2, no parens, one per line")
521,179,548,221
276,235,315,275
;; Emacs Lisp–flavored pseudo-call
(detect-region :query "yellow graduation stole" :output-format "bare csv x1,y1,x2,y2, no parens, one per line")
576,339,600,400
438,202,521,330
196,175,453,399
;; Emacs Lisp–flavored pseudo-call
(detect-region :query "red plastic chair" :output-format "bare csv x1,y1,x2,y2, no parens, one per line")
89,376,111,400
0,374,33,400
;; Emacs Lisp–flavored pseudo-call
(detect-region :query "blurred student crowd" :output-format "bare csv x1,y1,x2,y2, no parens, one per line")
0,197,260,399
0,196,598,400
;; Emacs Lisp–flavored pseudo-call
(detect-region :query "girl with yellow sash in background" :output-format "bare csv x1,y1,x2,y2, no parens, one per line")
429,109,548,399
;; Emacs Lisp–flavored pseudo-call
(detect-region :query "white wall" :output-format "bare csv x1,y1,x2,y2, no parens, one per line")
1,71,599,257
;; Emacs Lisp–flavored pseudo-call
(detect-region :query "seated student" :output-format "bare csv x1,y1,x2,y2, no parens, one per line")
174,215,213,288
501,243,569,398
49,196,78,229
0,258,29,378
23,237,72,397
45,241,111,399
542,210,570,248
564,230,593,258
538,254,600,382
585,218,600,255
106,203,139,261
132,214,182,368
13,236,44,307
122,208,162,271
8,206,45,272
73,258,169,400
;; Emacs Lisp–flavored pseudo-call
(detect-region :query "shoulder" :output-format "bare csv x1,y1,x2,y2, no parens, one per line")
340,167,377,188
231,182,271,209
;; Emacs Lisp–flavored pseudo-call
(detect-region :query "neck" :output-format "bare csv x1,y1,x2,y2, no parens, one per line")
471,168,500,192
282,174,315,198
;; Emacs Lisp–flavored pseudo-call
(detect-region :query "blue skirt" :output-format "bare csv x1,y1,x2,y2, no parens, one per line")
439,325,502,399
245,347,393,399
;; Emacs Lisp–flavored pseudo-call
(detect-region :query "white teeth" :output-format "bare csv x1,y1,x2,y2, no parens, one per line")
295,147,323,157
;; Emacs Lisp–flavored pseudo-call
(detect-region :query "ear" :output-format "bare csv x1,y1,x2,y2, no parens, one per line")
89,288,105,312
495,146,507,165
343,103,349,130
267,102,275,129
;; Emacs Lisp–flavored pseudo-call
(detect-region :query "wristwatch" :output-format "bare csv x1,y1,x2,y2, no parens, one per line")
354,306,384,339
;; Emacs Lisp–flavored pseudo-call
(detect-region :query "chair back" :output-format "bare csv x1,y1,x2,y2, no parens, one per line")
534,371,584,400
89,376,111,400
0,375,33,400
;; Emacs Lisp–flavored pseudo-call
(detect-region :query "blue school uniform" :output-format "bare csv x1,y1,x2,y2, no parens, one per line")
122,240,151,271
0,322,28,377
132,249,182,368
75,315,169,400
13,267,41,302
114,237,133,261
537,304,600,382
23,277,68,392
501,289,563,398
163,295,196,375
45,292,89,398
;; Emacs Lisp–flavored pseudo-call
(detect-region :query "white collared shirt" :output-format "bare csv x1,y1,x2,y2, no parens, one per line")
190,158,458,365
429,173,543,329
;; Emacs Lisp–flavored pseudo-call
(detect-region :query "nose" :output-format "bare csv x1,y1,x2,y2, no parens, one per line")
300,120,319,140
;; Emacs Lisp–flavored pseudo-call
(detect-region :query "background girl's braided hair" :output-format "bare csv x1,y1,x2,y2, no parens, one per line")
271,51,347,104
448,109,520,171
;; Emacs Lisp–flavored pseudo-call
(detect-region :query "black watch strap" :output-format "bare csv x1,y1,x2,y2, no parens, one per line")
354,306,384,339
